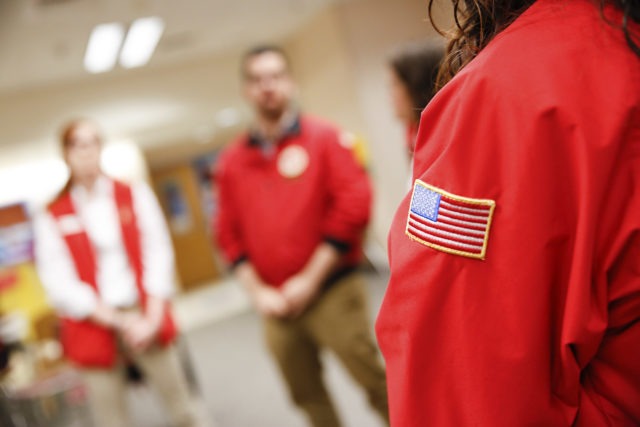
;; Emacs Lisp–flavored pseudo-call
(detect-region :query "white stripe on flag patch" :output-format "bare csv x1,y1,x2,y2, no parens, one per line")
405,180,496,259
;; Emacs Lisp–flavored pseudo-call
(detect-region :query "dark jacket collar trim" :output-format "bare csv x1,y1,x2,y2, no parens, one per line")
247,114,301,147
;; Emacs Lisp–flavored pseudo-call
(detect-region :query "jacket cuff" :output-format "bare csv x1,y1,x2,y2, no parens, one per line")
323,237,351,254
230,254,249,270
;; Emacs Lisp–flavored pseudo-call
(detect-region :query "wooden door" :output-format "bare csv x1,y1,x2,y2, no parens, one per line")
151,165,219,292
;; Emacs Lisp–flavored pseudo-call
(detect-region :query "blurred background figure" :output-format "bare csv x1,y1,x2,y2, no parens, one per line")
214,45,389,427
388,42,444,161
32,119,202,427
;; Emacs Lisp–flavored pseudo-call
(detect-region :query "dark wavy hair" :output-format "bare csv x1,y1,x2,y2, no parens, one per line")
429,0,640,89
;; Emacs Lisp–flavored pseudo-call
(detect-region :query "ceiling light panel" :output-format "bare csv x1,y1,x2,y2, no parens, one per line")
119,16,165,69
84,22,125,74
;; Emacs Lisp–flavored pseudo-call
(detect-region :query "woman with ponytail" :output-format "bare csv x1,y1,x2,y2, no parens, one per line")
377,1,639,425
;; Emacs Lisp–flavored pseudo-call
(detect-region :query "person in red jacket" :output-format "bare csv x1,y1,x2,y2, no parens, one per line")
376,0,640,426
214,45,389,427
34,119,200,427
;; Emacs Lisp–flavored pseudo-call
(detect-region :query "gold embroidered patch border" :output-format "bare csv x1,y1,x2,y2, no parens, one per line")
405,180,496,260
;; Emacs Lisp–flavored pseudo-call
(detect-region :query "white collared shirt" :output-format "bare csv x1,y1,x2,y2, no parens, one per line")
34,176,176,319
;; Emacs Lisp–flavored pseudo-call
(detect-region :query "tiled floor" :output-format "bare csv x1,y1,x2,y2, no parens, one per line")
128,270,390,427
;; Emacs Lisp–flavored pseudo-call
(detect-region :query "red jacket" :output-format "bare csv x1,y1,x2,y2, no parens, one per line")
214,115,372,286
49,181,177,367
376,1,640,426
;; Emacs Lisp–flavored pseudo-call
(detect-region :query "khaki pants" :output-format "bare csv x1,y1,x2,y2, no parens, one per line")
79,343,199,427
264,273,389,427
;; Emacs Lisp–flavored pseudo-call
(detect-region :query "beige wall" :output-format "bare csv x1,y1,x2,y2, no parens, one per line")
285,7,366,133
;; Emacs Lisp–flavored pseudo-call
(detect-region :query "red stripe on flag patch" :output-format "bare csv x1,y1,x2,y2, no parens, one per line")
405,180,496,259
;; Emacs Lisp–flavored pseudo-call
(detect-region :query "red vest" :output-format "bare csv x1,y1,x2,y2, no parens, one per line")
48,180,177,367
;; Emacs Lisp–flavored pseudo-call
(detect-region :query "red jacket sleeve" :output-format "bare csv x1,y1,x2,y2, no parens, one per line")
320,128,372,251
213,149,247,267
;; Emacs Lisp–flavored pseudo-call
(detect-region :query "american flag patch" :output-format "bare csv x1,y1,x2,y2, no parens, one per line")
405,180,496,259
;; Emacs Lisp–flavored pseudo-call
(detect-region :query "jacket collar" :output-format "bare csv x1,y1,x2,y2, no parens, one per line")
247,112,301,147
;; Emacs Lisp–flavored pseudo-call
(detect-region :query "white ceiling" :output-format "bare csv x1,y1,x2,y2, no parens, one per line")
0,0,340,94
